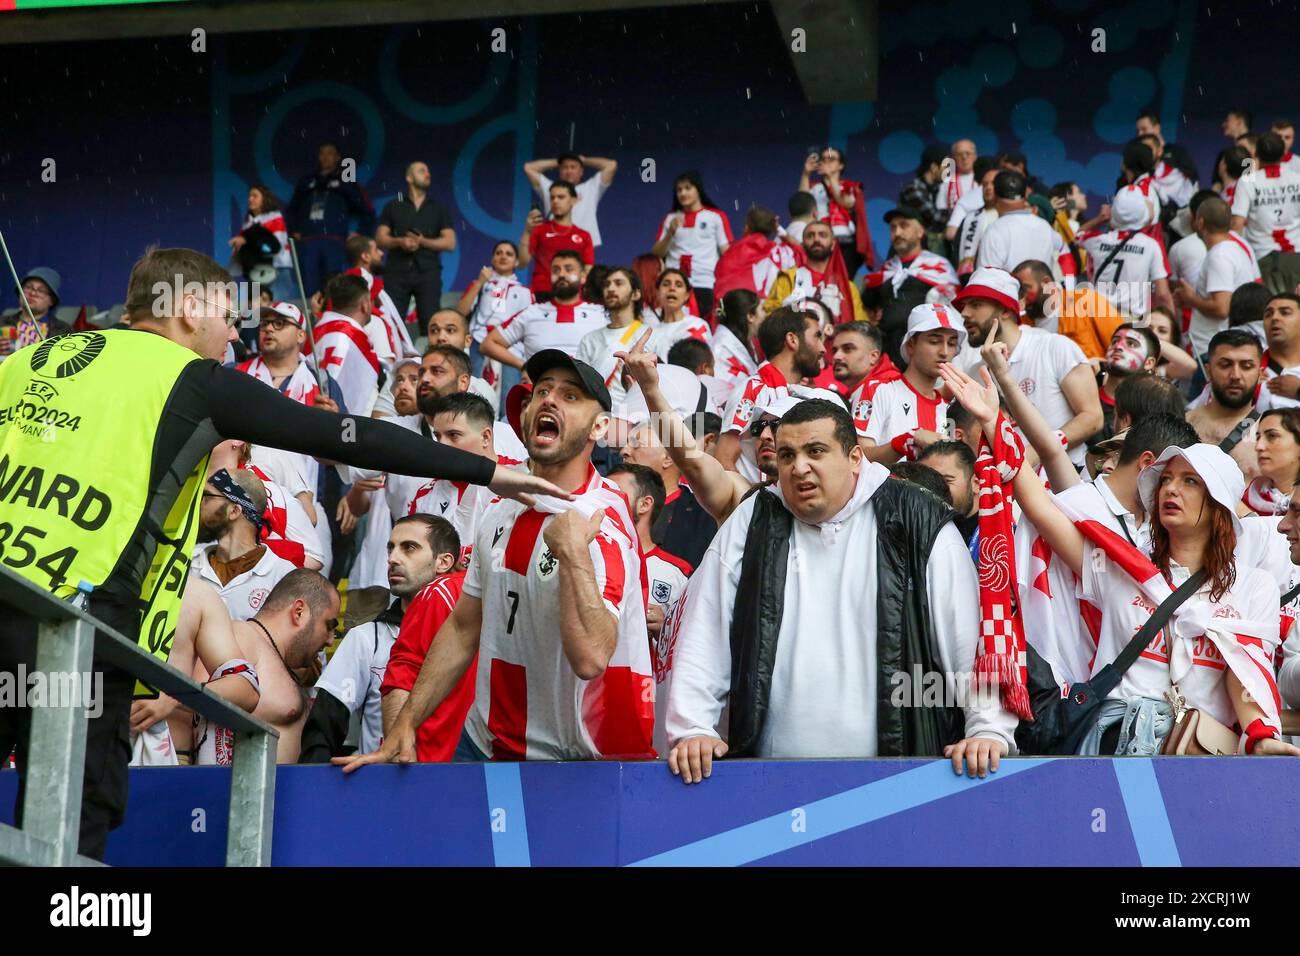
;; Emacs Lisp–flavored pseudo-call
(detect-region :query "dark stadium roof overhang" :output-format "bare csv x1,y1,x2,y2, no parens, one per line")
0,0,878,103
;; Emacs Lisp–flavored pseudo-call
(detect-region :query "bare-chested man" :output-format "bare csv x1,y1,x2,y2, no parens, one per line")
1186,328,1262,481
128,577,262,766
188,569,340,765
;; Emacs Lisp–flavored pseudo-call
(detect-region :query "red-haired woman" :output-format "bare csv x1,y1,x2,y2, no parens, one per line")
942,360,1299,757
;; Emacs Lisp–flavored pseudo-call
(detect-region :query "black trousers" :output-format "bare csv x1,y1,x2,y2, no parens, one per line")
692,286,715,319
385,270,443,333
0,599,137,861
838,239,865,280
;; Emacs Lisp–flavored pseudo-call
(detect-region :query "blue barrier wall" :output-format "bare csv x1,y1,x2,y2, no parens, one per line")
4,757,1299,865
2,0,1299,309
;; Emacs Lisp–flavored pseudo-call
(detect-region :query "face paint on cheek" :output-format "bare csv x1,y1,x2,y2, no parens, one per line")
1108,343,1147,372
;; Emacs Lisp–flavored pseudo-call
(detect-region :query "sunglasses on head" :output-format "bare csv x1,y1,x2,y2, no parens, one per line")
749,416,779,439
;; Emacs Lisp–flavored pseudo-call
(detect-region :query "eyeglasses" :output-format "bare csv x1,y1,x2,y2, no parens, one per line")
748,417,779,439
258,317,294,332
203,297,243,328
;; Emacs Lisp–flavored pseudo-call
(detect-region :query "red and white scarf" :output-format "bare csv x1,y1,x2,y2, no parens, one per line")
972,411,1033,720
1242,476,1290,516
235,355,321,406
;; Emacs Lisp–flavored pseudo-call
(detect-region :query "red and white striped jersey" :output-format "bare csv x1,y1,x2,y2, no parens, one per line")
1078,228,1169,316
461,466,655,759
473,273,534,344
496,300,608,362
810,180,860,238
645,545,692,756
1230,163,1300,257
311,310,382,415
657,208,734,289
407,453,527,565
244,211,291,268
860,376,948,458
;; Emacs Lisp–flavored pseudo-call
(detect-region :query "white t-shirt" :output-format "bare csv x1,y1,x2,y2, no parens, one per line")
946,184,986,231
861,376,948,456
314,611,400,756
191,542,297,621
1080,550,1279,729
576,320,654,409
975,208,1066,272
460,468,653,759
406,452,527,565
1151,161,1198,210
537,173,610,247
957,326,1091,466
1230,163,1300,258
497,300,609,361
1188,233,1262,356
472,273,534,345
1079,228,1168,316
1168,233,1207,289
656,208,734,289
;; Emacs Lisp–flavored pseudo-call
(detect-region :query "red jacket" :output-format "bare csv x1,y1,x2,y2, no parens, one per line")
379,572,473,762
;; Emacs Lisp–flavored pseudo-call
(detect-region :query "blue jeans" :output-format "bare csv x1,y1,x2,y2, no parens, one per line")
454,728,489,762
497,362,522,420
469,338,486,378
1077,696,1174,755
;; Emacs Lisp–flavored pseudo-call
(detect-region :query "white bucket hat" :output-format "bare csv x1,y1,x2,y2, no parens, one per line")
1137,443,1247,535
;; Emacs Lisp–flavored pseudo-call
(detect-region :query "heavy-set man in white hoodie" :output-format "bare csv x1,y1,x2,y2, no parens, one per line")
666,398,1018,783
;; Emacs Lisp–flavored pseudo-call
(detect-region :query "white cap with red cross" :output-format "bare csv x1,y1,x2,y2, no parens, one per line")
902,301,967,351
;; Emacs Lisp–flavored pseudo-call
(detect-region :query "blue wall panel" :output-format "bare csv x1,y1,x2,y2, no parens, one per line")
5,757,1299,866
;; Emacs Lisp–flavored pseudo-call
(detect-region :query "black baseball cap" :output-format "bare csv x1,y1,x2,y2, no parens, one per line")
883,206,924,224
523,349,612,411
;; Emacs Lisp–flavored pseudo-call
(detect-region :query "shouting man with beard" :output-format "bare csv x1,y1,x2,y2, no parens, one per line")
1187,328,1265,479
339,351,656,765
717,306,826,481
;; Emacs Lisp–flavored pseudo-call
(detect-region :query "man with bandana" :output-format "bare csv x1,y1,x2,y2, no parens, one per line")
191,469,297,621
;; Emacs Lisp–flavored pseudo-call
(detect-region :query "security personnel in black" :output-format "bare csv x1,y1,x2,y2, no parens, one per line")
0,248,562,859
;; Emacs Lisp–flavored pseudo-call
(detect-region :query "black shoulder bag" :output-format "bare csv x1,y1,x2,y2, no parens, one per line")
1031,568,1206,755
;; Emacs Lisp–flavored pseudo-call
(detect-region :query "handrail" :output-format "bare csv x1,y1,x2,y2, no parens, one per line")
0,565,278,866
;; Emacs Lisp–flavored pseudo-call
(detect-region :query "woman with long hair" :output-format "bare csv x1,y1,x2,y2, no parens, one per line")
632,254,663,319
230,184,294,302
1241,409,1300,516
1145,306,1197,381
710,288,760,403
646,268,711,356
650,170,732,318
942,358,1298,757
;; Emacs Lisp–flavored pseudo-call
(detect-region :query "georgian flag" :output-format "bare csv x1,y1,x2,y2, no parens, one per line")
311,310,381,415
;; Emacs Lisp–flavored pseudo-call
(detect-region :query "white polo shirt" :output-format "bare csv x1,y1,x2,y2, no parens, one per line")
191,542,297,621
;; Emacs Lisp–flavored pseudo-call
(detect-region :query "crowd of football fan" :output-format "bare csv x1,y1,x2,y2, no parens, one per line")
10,105,1300,779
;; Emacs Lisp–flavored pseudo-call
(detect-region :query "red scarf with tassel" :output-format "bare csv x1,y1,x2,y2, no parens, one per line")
973,411,1033,721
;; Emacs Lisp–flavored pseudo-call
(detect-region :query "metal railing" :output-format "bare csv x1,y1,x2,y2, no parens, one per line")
0,565,278,866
